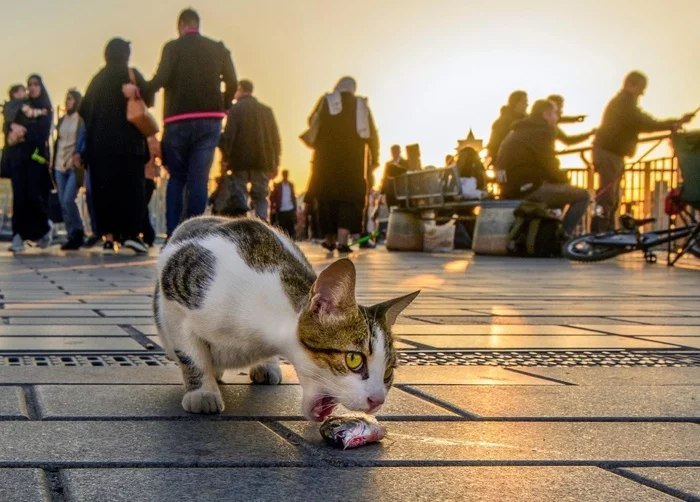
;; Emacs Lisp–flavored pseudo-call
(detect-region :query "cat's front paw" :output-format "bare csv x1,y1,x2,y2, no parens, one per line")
250,360,282,385
182,389,224,414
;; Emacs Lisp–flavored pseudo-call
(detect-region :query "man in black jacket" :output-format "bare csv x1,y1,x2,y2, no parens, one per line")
221,80,281,221
486,90,528,166
592,71,693,231
135,8,238,237
498,99,590,234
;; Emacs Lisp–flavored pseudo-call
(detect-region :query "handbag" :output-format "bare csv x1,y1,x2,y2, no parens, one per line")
127,69,159,137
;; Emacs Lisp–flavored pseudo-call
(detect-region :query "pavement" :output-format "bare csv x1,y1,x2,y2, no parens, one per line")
0,243,698,501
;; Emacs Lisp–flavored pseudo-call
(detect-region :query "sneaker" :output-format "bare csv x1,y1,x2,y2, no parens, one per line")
36,221,54,249
124,237,148,254
321,241,336,252
83,235,101,249
103,241,116,255
61,238,83,251
337,244,353,254
8,234,25,253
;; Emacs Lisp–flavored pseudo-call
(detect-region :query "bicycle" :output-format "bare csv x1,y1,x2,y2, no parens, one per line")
564,131,700,265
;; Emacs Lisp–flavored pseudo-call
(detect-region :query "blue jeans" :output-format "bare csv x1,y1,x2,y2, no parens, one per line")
84,169,99,235
233,171,270,220
54,169,84,238
163,119,222,235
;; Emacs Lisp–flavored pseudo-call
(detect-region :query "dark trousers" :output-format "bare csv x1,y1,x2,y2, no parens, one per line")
276,210,297,239
142,179,156,245
90,155,145,239
592,148,625,231
163,119,221,235
526,182,590,234
84,169,99,236
11,155,50,241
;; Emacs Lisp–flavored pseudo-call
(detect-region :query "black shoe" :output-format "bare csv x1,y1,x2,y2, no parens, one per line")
337,244,353,254
83,235,101,248
103,241,116,255
124,237,148,254
61,238,83,251
321,241,336,252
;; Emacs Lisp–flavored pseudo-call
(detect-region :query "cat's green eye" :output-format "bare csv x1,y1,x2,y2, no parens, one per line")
384,367,394,382
345,352,364,372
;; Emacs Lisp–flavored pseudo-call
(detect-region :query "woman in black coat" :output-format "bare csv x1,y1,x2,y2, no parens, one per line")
79,38,154,254
9,74,54,252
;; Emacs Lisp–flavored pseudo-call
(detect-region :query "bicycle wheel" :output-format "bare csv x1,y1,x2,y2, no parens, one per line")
563,234,625,262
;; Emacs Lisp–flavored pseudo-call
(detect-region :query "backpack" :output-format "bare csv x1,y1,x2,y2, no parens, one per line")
507,200,566,257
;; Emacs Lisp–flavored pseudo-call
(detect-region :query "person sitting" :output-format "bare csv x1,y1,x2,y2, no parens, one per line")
381,144,408,207
497,99,590,235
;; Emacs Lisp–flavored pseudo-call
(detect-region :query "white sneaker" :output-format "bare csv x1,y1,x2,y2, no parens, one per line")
124,238,148,254
8,234,25,252
36,221,54,249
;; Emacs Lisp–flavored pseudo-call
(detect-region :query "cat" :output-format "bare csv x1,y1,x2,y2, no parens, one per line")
154,216,419,421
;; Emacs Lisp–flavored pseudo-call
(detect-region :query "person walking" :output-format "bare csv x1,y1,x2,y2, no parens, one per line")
134,8,237,238
80,38,155,254
303,76,379,253
9,75,54,252
52,89,86,250
592,71,694,231
221,79,281,221
271,170,297,238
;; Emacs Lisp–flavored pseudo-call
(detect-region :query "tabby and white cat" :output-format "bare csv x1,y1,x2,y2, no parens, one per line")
154,216,418,421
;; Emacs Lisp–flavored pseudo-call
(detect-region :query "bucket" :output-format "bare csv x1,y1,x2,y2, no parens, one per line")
386,209,425,251
472,200,521,255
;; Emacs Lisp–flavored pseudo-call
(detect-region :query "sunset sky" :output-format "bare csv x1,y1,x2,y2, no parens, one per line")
2,0,699,186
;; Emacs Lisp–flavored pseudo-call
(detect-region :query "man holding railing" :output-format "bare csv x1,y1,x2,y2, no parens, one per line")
592,71,694,232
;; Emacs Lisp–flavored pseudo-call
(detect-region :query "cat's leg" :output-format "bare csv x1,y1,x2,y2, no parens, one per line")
250,358,283,385
175,339,224,414
214,367,225,384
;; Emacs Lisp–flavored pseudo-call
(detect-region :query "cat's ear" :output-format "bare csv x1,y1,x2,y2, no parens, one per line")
374,291,420,326
310,258,357,318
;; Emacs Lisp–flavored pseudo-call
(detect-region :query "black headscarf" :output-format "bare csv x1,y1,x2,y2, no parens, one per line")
26,74,52,110
104,38,131,66
66,89,83,115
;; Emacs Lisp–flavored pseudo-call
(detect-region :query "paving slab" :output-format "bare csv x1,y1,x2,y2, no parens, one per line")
97,310,153,317
411,385,700,419
0,387,29,418
283,421,700,462
572,325,700,336
60,466,678,502
0,367,183,385
0,325,128,336
398,335,675,350
509,367,700,386
621,467,700,500
394,366,559,385
0,310,98,317
0,469,50,502
0,422,299,466
0,337,146,351
8,318,155,325
35,385,456,419
411,316,646,325
392,325,591,335
637,336,700,348
608,317,700,326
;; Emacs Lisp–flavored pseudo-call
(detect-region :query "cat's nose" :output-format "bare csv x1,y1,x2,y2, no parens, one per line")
367,396,384,413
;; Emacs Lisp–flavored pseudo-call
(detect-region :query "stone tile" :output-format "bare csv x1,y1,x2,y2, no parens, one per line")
511,367,700,386
0,367,183,385
60,467,678,502
0,387,29,418
35,385,456,419
0,337,146,351
0,469,50,502
0,309,98,317
394,366,559,385
393,325,590,335
98,310,153,317
608,317,700,326
411,316,642,325
9,318,155,325
622,467,700,500
637,336,700,348
134,325,158,335
0,422,299,466
0,325,128,336
411,385,700,418
398,335,674,350
3,303,151,310
572,325,700,335
283,421,700,462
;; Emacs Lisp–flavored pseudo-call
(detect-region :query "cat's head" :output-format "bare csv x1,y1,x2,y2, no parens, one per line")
295,258,418,421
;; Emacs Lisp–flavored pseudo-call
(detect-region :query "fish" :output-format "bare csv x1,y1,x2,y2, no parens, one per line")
319,414,386,450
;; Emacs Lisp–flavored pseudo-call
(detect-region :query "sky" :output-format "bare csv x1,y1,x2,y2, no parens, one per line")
2,0,699,186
